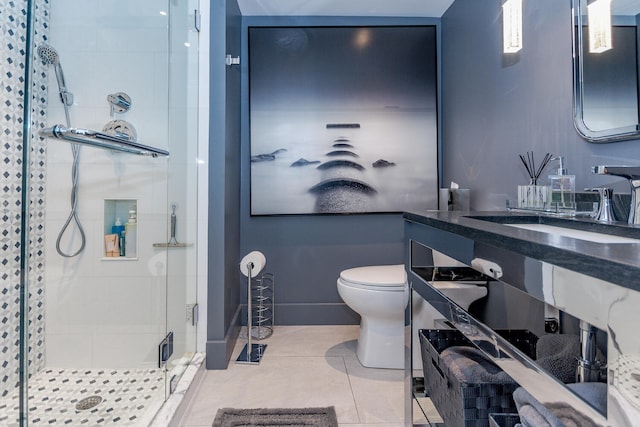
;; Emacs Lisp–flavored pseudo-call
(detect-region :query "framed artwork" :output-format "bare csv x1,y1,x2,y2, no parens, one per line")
249,25,438,215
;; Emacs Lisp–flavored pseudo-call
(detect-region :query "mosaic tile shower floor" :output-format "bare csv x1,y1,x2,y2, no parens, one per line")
0,368,165,426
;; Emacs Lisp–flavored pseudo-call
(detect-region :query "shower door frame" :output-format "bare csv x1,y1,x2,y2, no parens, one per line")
19,1,37,425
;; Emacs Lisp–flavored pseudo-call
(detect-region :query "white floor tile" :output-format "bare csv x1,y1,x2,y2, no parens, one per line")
343,356,405,424
178,325,408,427
180,356,359,425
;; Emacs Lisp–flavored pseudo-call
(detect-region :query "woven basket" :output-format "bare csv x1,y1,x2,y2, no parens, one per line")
419,329,536,427
495,329,538,359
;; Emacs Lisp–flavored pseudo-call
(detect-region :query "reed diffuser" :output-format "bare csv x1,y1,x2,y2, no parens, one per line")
519,151,553,185
517,152,553,208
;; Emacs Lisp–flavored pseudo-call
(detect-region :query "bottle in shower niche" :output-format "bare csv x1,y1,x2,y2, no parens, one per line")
548,156,575,211
125,209,137,258
111,218,125,257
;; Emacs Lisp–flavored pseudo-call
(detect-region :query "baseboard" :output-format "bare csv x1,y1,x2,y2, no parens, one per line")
273,303,359,325
205,306,242,370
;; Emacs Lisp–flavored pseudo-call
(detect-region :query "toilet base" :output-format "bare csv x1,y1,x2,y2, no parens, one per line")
356,317,405,369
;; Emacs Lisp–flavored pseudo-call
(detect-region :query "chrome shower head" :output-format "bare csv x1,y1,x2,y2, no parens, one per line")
36,43,73,113
37,43,60,65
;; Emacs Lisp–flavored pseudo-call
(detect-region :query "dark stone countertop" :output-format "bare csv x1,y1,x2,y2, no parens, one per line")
403,210,640,293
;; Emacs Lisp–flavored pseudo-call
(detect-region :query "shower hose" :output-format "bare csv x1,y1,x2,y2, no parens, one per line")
55,103,86,257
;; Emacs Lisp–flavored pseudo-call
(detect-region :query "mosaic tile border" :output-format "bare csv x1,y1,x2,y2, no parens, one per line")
0,0,49,398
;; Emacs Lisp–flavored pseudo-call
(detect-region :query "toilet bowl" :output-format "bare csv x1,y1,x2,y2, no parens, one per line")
337,264,408,369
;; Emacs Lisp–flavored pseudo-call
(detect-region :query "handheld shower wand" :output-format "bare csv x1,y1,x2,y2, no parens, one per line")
37,44,74,126
38,43,86,258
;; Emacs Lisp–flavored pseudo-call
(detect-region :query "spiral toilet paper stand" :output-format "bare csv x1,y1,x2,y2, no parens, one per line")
236,251,273,365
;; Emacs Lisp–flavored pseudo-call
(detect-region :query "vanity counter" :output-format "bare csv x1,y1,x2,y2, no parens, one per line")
404,210,640,292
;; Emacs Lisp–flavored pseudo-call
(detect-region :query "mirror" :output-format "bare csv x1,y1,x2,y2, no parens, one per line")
573,0,640,142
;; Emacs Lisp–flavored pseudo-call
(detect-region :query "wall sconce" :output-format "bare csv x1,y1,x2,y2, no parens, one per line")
588,0,612,53
503,0,523,53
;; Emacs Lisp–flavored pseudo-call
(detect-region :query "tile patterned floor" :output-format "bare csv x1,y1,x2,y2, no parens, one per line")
176,325,440,427
1,327,441,426
0,368,166,426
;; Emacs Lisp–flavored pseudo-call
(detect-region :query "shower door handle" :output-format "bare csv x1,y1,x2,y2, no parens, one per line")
158,331,174,368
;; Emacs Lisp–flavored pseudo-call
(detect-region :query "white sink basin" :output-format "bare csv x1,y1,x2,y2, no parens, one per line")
506,223,639,244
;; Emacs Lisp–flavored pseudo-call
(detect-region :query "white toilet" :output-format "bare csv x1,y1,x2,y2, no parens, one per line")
337,264,409,369
338,260,490,370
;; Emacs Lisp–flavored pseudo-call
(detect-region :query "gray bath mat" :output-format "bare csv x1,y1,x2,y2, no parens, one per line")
212,406,338,427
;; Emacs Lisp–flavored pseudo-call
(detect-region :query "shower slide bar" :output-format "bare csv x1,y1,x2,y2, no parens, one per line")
40,124,170,157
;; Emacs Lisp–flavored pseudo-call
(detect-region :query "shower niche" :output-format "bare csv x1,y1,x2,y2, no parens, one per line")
103,199,138,259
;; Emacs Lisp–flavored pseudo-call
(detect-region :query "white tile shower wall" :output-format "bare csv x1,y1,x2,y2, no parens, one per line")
0,0,49,398
44,0,173,369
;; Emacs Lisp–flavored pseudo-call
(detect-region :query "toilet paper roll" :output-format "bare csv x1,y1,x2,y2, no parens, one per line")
239,251,266,278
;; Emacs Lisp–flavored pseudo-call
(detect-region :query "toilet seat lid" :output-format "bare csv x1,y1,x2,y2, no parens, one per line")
340,264,406,288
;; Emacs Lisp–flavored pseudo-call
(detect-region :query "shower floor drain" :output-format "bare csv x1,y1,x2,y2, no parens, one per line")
75,395,103,411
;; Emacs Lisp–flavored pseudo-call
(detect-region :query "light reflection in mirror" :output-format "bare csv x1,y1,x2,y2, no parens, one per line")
572,0,640,143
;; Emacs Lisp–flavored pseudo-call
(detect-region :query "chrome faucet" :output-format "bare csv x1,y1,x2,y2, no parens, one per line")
592,166,640,224
585,187,615,223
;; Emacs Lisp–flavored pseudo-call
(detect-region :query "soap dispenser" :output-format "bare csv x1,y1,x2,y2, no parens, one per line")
548,156,575,211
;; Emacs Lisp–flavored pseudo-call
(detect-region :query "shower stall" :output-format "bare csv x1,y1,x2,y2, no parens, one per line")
1,0,203,425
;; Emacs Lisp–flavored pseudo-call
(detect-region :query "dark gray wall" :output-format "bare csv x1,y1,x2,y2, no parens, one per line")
206,0,242,369
209,0,640,364
442,0,640,210
240,17,440,325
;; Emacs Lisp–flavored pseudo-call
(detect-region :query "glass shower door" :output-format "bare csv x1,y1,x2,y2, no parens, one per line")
16,1,175,425
1,0,200,423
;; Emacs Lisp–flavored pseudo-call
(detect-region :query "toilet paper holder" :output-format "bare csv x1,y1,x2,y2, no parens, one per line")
237,252,274,365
